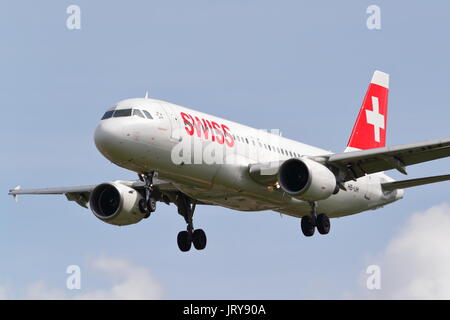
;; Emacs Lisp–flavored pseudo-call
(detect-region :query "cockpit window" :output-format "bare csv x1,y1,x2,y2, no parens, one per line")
133,109,145,118
142,110,153,119
101,108,153,120
113,109,132,117
101,110,114,120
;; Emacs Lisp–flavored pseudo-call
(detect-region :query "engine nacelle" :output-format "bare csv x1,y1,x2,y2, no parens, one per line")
278,158,337,201
89,182,146,226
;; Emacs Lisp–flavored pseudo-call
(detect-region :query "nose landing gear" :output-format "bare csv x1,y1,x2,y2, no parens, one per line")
138,172,157,218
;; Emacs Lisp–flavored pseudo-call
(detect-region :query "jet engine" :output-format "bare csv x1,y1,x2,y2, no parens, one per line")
278,158,337,201
89,182,146,226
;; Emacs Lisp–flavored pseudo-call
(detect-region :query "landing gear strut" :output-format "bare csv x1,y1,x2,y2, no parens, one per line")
176,194,207,252
138,172,157,218
300,202,330,237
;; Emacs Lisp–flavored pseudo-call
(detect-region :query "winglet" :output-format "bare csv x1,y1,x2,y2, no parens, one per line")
144,91,149,99
10,185,21,202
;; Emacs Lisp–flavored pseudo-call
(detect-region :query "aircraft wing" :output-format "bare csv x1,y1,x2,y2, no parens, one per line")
381,174,450,191
8,178,178,208
321,137,450,181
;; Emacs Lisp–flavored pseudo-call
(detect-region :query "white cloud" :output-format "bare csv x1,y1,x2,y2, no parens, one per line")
76,256,163,300
356,203,450,299
1,256,163,300
26,281,66,300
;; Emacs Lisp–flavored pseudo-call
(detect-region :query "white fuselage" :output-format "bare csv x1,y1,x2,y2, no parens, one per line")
94,98,403,219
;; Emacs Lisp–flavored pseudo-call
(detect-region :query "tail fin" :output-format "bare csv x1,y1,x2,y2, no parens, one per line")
346,70,389,151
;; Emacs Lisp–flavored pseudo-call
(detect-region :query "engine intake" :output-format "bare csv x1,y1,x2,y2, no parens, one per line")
278,158,337,201
89,182,146,226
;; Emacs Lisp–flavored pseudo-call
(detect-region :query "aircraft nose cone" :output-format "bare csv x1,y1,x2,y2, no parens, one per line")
94,121,124,158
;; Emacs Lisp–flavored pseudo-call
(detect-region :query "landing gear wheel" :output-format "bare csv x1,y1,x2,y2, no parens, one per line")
148,198,157,212
301,215,315,237
177,231,192,252
139,172,157,217
139,198,156,218
192,229,207,250
316,214,330,235
139,199,148,214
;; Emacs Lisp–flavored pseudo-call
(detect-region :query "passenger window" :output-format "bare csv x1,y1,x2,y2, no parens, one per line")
113,109,132,117
133,109,145,118
101,111,114,120
142,110,153,119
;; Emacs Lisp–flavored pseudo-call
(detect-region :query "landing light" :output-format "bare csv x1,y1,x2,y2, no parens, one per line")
267,182,281,192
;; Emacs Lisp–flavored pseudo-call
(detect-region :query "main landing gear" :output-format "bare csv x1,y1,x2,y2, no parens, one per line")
138,172,157,218
300,202,331,237
138,172,206,252
176,194,207,252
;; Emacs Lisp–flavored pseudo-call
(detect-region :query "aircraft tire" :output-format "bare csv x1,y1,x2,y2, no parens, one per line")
139,199,148,214
148,198,157,212
177,231,192,252
301,215,315,237
316,214,330,235
192,229,207,250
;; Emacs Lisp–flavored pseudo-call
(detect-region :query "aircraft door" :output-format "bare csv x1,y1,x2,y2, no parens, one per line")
161,103,183,142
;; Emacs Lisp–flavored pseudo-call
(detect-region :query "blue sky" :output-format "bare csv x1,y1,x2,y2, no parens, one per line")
1,0,449,299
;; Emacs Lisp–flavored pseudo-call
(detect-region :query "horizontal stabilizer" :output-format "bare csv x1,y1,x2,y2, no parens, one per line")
381,174,450,191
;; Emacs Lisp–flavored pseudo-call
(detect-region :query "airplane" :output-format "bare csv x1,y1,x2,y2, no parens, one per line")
9,70,450,252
